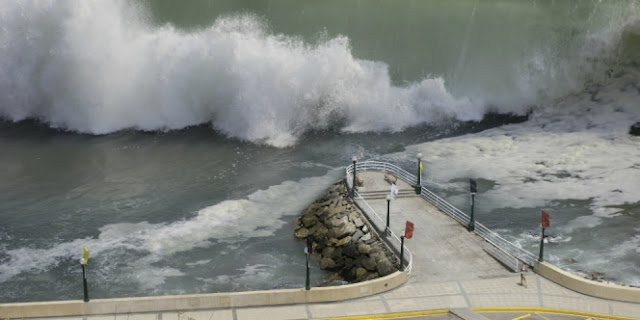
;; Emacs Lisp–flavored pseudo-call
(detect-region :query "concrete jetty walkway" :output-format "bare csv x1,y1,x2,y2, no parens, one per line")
2,172,639,319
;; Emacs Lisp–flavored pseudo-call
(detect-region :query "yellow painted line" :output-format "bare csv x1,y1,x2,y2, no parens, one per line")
473,308,637,320
534,312,550,320
512,313,531,320
319,309,449,320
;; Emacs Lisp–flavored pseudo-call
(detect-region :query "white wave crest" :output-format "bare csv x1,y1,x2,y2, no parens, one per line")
0,0,480,147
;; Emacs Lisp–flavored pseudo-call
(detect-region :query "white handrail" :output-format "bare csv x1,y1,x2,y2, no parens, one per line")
346,161,537,267
346,163,413,275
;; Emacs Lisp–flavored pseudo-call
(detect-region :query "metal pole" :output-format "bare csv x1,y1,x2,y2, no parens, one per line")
468,194,475,232
415,153,422,194
399,236,405,271
305,251,310,290
538,227,545,262
386,196,391,236
82,263,89,302
351,157,357,198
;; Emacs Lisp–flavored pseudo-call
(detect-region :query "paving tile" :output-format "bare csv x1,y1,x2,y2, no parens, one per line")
386,295,467,312
308,299,387,318
382,281,461,299
541,296,610,314
115,313,160,320
467,293,541,308
162,310,233,320
236,305,306,320
460,277,535,295
610,301,640,318
536,277,584,297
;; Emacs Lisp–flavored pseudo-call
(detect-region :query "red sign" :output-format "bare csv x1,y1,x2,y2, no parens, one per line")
541,210,550,228
405,221,414,239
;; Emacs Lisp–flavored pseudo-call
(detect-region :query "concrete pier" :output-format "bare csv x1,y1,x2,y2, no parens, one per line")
1,172,639,319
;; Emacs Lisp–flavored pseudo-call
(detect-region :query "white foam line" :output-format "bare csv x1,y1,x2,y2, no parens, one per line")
0,169,341,284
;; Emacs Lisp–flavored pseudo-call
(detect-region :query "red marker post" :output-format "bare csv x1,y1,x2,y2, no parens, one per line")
539,210,550,262
400,221,414,271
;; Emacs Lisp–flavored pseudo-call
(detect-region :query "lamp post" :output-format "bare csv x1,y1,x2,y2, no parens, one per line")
468,179,477,232
81,246,89,302
351,156,357,198
386,194,392,236
305,236,312,290
415,153,423,194
538,227,546,263
539,210,550,262
81,261,89,302
399,236,405,271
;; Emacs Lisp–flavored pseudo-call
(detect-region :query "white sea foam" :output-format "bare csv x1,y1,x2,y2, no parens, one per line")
3,1,637,147
0,0,483,147
0,170,341,284
404,72,640,221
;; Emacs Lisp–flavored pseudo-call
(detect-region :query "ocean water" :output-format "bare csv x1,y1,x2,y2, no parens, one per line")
1,0,639,302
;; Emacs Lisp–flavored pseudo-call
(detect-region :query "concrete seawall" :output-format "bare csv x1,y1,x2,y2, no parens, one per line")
0,270,407,318
535,261,640,304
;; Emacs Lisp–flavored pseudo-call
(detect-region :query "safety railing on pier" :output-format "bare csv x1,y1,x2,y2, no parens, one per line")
346,162,413,275
346,160,537,267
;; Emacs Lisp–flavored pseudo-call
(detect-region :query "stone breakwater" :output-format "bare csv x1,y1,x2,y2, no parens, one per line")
294,181,399,283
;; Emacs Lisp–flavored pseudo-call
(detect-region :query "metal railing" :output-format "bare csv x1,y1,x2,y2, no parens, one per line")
346,160,537,267
346,163,413,275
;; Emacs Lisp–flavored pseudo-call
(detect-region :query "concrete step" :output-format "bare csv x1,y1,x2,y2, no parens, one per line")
358,190,419,200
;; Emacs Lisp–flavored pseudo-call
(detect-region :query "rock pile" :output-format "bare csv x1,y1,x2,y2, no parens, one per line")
294,180,399,283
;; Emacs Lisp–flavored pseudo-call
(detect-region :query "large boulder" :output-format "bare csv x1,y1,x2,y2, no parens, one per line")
301,213,317,228
320,257,336,270
294,227,309,239
377,258,397,277
342,243,359,258
330,219,356,239
357,243,372,255
326,236,352,247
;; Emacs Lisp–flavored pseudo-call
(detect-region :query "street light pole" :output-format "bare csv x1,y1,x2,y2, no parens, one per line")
386,194,392,236
81,262,89,302
468,193,475,232
415,153,422,194
399,236,405,271
305,237,312,290
539,227,546,262
468,179,477,232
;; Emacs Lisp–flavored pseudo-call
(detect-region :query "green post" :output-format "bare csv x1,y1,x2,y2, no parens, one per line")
415,153,422,194
305,237,312,290
305,251,310,290
538,227,546,262
385,195,391,236
468,193,475,232
399,236,405,271
82,263,89,302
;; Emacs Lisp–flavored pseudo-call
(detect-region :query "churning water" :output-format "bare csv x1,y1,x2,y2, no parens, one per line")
1,0,639,302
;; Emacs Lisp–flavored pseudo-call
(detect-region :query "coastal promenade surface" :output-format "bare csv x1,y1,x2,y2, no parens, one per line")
2,172,639,319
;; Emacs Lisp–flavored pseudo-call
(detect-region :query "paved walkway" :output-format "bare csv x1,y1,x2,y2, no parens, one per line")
8,172,640,319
